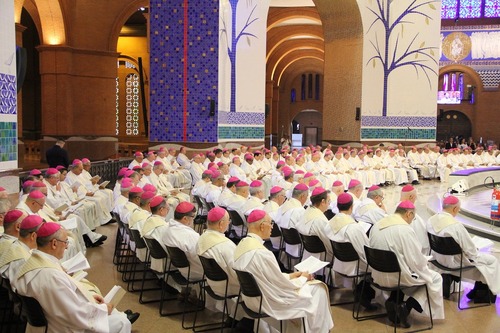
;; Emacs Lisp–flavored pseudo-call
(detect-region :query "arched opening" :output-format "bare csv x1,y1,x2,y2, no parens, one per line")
21,8,41,140
436,110,472,144
291,109,322,147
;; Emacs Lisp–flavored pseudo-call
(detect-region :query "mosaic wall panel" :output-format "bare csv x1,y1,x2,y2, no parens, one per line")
219,126,265,140
0,121,17,161
361,127,436,141
0,73,16,114
150,0,219,143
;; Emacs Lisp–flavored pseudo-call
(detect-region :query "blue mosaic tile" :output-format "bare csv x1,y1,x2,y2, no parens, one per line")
0,122,17,161
219,126,265,140
0,73,17,115
361,128,436,140
361,116,437,128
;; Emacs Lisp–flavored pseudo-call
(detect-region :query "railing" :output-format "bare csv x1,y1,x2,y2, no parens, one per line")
19,158,133,190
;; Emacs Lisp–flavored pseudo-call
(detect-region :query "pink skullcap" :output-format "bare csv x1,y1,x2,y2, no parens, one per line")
254,150,262,155
325,150,333,156
168,147,176,152
117,167,129,177
402,184,415,193
29,169,42,176
0,187,4,191
295,170,305,175
159,147,166,152
20,215,43,230
244,153,254,160
232,156,240,162
277,160,285,166
132,165,142,170
37,222,61,238
143,184,156,192
443,195,459,205
311,187,327,197
304,172,314,178
247,209,266,223
141,191,155,200
282,167,293,177
368,185,380,192
4,210,25,224
56,165,66,171
294,183,308,191
228,176,239,183
46,168,59,176
23,180,34,189
367,149,373,153
208,167,218,173
141,162,151,169
223,148,229,153
121,178,133,188
82,158,90,164
153,161,163,166
337,193,353,205
202,170,213,177
130,186,144,194
134,151,143,157
211,170,221,179
332,180,343,187
72,159,82,165
270,186,283,195
358,151,365,156
207,207,226,222
207,162,216,169
207,152,215,157
217,162,224,167
442,149,448,153
150,195,164,208
250,180,262,188
32,181,46,188
309,179,320,187
398,200,415,210
348,179,361,189
236,181,249,187
147,151,155,156
175,201,195,213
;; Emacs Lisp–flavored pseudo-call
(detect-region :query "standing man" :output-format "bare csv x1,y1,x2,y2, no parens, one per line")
46,139,69,168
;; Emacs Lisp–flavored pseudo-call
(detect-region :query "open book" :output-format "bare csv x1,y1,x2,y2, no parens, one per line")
294,256,329,274
60,217,78,230
104,285,126,306
61,252,90,275
98,180,110,189
54,203,69,213
472,236,494,251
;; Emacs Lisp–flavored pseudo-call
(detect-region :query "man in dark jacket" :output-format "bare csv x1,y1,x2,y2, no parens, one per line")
45,139,69,168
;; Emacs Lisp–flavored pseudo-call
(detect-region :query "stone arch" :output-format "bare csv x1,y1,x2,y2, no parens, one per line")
276,53,324,86
439,64,484,91
108,0,148,51
34,0,66,45
267,7,321,30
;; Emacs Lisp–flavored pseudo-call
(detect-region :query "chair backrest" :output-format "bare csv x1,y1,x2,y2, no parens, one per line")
143,237,168,260
129,228,147,249
166,246,190,269
19,295,48,328
331,240,359,262
234,269,262,298
324,209,336,220
300,234,326,254
427,233,462,256
364,246,400,273
270,221,281,237
206,201,215,210
114,212,125,229
199,256,228,282
193,195,207,214
281,227,302,246
227,210,245,227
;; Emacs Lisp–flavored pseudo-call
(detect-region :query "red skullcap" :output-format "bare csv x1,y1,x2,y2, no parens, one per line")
150,196,164,208
250,180,263,188
294,183,308,191
311,187,327,197
20,215,43,230
37,222,61,238
443,195,459,205
270,186,283,194
398,200,415,210
348,179,361,189
207,207,227,222
337,193,353,205
4,210,25,224
332,180,343,187
247,209,266,223
402,185,415,193
175,201,195,213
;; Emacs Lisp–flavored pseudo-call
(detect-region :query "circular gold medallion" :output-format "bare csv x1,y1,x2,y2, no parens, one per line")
442,32,471,62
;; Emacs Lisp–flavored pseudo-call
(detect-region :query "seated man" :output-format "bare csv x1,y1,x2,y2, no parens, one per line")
370,201,444,327
356,185,387,234
427,195,500,302
233,210,334,333
15,222,135,333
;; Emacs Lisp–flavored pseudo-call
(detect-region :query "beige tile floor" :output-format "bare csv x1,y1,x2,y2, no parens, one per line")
85,180,500,333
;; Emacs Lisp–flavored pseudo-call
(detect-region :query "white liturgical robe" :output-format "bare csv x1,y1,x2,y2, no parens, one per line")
233,234,334,333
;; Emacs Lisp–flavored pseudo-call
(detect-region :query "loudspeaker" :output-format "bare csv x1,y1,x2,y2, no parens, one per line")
438,109,444,121
16,47,27,93
209,100,215,116
355,107,360,121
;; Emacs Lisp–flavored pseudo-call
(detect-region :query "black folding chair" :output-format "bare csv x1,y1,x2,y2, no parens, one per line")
279,228,303,271
330,241,371,318
362,246,433,333
427,233,490,310
127,228,159,293
18,295,48,333
300,234,330,280
227,210,247,241
166,246,206,329
324,209,336,220
193,195,208,233
194,256,240,332
113,212,134,268
233,269,307,333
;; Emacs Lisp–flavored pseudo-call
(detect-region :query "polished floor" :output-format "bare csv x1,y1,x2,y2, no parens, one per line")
85,180,500,333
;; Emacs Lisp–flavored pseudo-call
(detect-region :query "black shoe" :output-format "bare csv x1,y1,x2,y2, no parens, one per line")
442,274,452,299
397,303,411,328
126,312,140,324
124,309,133,315
83,235,93,248
92,235,107,247
385,300,397,324
466,281,486,299
412,180,420,185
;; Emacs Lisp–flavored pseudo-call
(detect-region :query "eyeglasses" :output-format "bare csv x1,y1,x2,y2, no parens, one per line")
55,239,69,246
260,220,274,227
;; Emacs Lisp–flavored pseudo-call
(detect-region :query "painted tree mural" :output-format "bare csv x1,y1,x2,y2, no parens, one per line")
221,0,259,112
366,0,439,116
